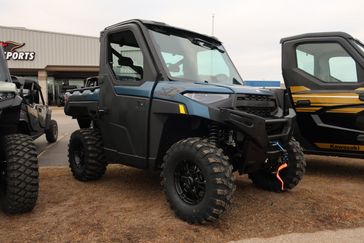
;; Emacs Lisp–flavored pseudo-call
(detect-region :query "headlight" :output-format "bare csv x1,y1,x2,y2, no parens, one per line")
0,92,15,101
183,93,230,104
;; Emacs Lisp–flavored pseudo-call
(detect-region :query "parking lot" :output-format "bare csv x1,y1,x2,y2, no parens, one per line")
0,108,363,242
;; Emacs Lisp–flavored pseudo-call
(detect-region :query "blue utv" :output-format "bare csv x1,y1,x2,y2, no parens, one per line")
64,20,306,224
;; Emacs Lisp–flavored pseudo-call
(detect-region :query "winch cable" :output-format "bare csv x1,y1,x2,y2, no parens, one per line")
270,141,289,191
276,162,288,191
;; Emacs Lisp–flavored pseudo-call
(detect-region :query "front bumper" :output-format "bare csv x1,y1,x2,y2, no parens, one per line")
220,108,296,149
218,108,296,173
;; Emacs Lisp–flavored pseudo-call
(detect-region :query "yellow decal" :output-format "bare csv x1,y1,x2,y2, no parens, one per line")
296,106,364,114
315,143,364,152
289,85,364,114
292,93,360,106
295,107,321,113
179,104,187,114
327,107,364,113
290,86,311,93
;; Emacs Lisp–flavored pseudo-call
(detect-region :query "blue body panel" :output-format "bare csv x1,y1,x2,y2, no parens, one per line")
244,80,281,88
68,80,276,120
113,82,154,97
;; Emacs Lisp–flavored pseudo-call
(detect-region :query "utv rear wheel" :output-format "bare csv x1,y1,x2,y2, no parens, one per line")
249,138,306,192
161,138,235,224
68,129,107,181
0,134,39,214
45,119,58,143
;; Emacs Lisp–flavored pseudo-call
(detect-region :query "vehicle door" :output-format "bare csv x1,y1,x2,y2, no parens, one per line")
98,24,157,168
282,35,364,154
33,83,47,128
23,82,40,132
25,82,47,131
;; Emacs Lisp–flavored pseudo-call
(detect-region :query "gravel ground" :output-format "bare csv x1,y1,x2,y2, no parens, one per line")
0,154,363,242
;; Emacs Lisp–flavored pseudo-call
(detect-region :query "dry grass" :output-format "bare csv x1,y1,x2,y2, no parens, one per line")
1,155,363,243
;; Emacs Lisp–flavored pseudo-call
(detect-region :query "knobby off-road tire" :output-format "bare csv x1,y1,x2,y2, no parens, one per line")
68,129,107,181
45,119,58,143
0,134,39,214
249,138,306,192
161,138,236,224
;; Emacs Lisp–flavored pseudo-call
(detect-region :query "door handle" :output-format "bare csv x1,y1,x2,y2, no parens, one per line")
296,100,311,107
359,93,364,101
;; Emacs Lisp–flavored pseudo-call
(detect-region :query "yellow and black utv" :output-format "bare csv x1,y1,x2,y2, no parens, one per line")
281,32,364,159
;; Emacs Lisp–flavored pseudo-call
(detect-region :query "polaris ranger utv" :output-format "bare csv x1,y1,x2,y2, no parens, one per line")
65,20,306,224
281,32,364,159
0,47,39,214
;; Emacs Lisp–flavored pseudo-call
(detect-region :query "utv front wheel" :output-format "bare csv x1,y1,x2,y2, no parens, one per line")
45,119,58,143
249,138,306,192
68,129,107,181
0,134,39,214
161,138,235,224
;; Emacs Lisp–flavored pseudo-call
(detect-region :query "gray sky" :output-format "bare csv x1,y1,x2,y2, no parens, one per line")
0,0,363,80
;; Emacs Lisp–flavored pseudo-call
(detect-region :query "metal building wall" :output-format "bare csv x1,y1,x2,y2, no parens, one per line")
0,26,99,69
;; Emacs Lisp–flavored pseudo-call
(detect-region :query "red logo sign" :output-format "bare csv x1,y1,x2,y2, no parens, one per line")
0,41,35,61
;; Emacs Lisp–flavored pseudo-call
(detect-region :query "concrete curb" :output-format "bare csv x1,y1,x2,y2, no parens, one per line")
230,227,364,243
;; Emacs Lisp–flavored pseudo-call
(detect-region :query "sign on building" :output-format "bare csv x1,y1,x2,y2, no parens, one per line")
0,41,35,61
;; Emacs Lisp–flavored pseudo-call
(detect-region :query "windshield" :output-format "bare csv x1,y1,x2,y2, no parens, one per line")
149,29,243,85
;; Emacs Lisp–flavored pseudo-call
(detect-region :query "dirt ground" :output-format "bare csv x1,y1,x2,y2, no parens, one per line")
1,155,363,243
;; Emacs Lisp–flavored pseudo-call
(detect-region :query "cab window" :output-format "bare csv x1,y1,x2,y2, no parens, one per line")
108,31,144,81
296,43,364,83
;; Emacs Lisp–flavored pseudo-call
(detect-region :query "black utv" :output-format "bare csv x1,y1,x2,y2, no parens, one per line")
0,47,39,213
65,20,306,224
0,47,57,214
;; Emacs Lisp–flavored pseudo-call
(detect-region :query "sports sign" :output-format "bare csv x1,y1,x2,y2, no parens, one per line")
0,41,35,61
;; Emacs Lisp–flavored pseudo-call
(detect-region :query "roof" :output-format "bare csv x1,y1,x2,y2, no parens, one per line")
104,19,221,44
280,32,353,43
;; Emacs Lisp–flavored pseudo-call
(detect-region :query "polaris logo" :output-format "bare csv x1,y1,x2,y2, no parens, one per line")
0,41,35,61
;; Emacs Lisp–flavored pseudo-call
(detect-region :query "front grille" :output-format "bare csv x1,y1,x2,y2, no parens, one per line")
235,94,277,118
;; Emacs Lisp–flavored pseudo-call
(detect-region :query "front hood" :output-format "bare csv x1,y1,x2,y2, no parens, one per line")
154,81,275,97
193,82,275,96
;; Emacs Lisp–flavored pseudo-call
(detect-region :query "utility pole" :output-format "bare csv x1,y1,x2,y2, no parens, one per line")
212,14,215,36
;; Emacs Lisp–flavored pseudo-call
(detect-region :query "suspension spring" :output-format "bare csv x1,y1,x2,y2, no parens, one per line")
208,123,219,145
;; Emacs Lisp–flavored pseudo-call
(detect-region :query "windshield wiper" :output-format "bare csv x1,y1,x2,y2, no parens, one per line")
190,38,225,53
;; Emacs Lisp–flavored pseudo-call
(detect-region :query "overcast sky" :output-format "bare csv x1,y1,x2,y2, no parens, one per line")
0,0,363,80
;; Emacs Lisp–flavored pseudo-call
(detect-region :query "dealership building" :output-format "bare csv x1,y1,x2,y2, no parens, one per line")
0,25,99,105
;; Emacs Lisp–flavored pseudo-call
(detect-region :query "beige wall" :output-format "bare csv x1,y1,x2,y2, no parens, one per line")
0,26,99,70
